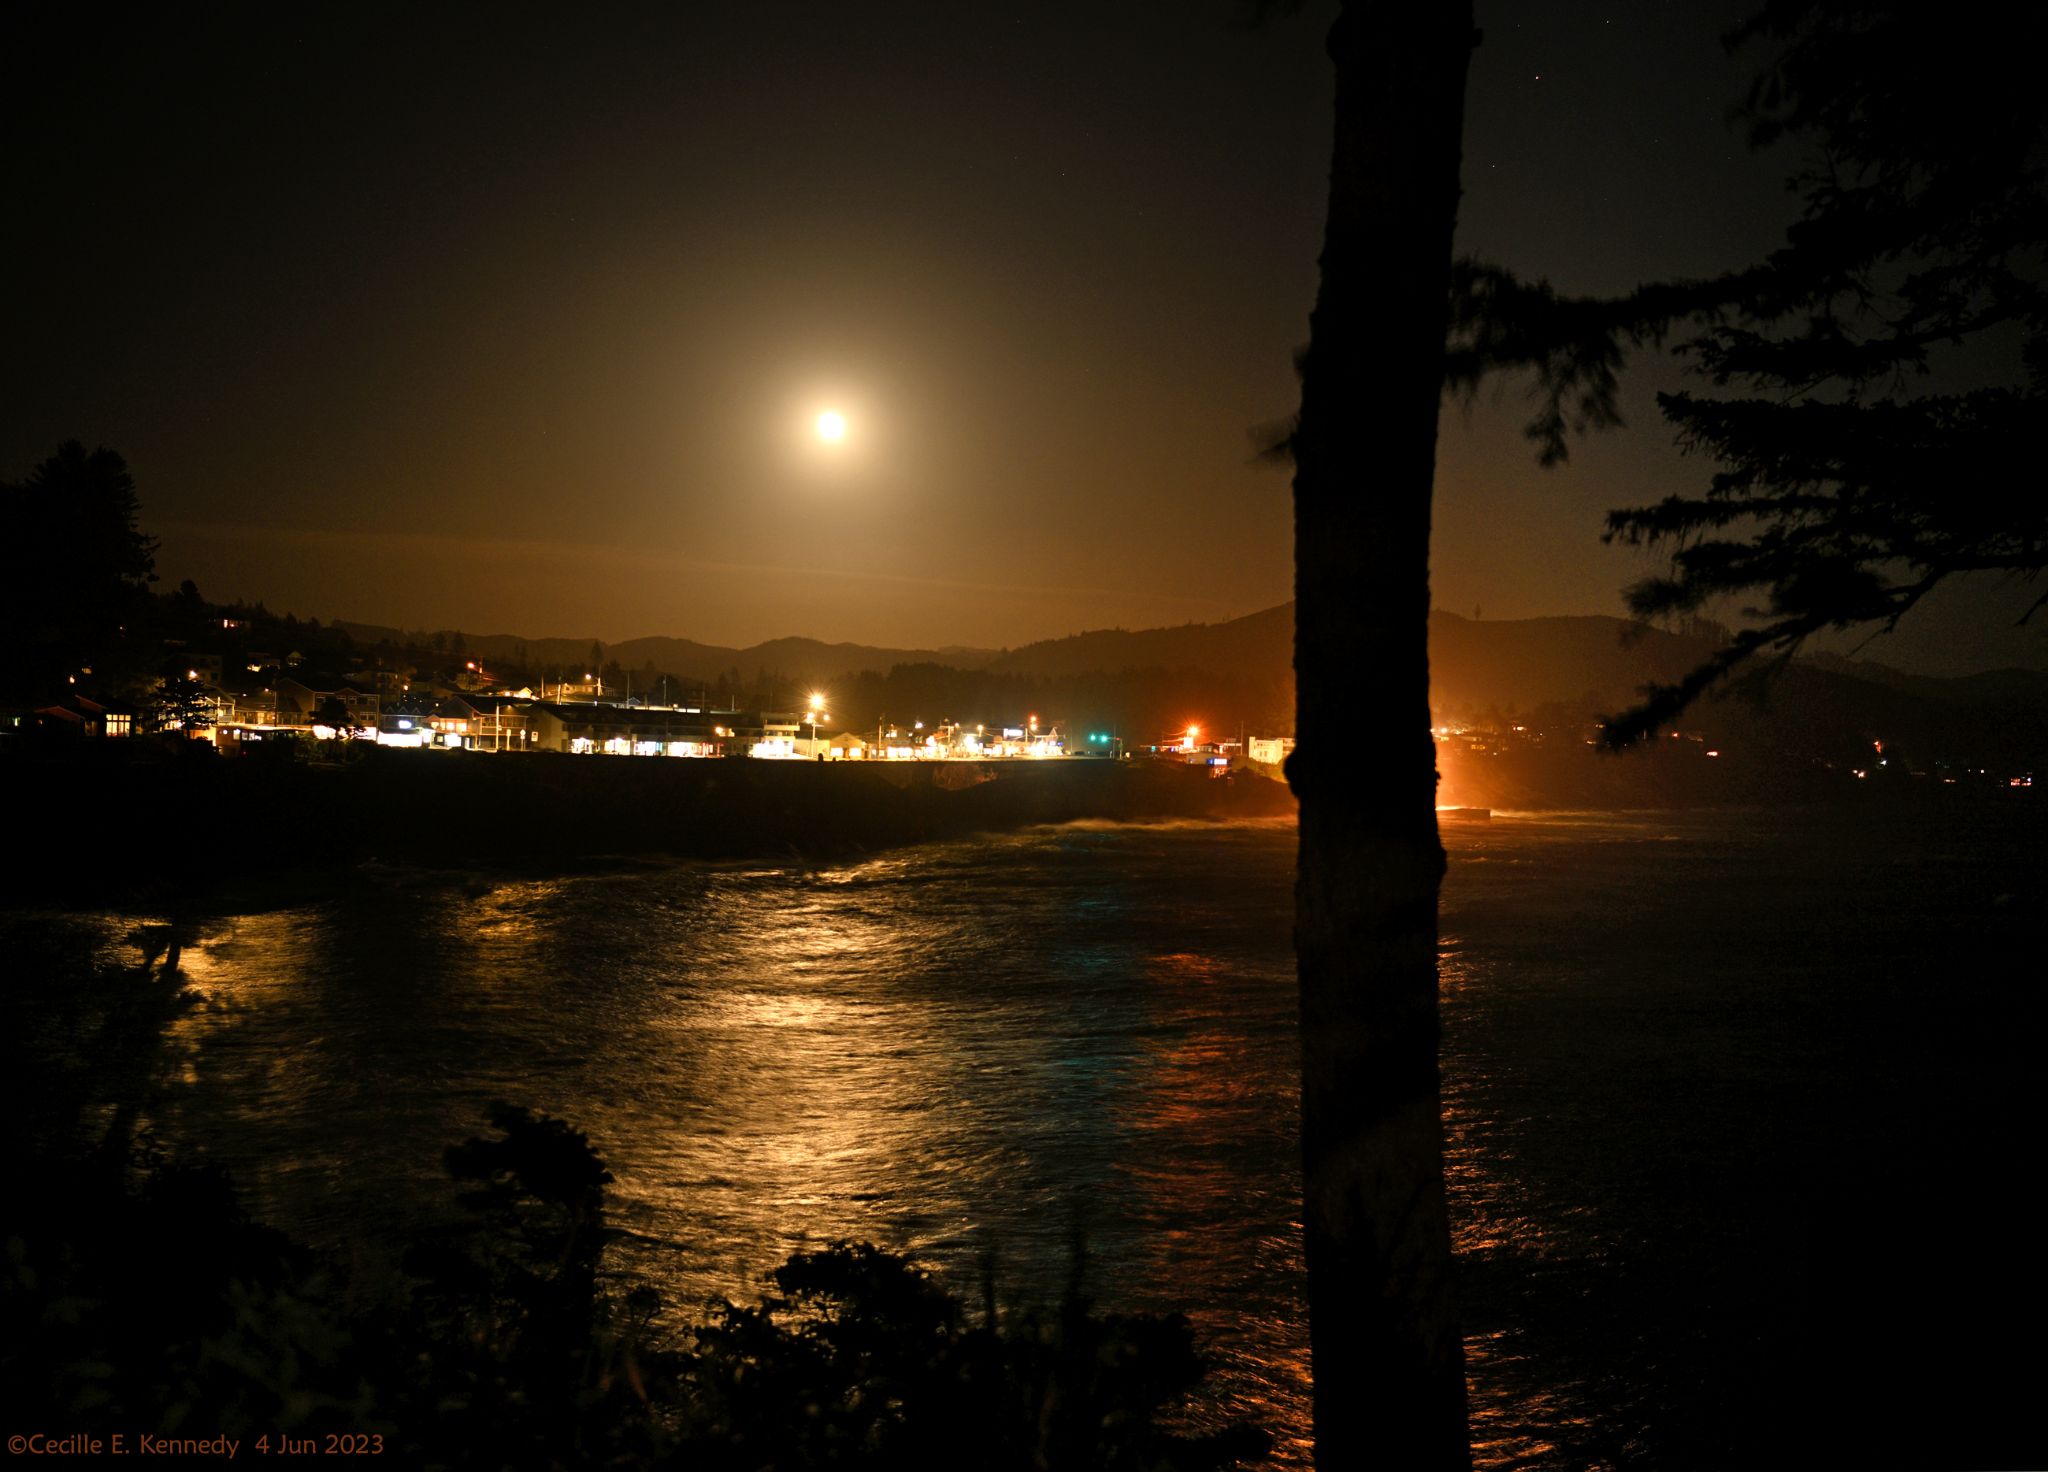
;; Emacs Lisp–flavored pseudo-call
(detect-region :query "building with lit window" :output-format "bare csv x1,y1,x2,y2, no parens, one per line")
522,702,742,757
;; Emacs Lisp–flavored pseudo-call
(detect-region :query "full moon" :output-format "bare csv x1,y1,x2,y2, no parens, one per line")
815,410,847,442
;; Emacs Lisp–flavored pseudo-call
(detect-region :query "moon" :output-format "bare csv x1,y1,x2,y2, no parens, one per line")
815,409,847,442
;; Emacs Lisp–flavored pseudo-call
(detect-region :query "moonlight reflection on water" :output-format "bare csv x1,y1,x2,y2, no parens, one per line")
68,806,2045,1467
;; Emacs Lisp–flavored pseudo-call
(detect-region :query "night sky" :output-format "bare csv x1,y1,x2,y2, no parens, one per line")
8,1,2034,669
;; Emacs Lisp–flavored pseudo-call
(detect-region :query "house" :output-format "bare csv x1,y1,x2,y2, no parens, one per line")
753,711,801,759
19,693,136,741
277,678,379,732
1247,735,1295,766
374,698,438,748
211,679,292,746
522,702,734,756
441,693,533,751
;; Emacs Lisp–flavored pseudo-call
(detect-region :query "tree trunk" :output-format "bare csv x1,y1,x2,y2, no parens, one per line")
1288,3,1475,1468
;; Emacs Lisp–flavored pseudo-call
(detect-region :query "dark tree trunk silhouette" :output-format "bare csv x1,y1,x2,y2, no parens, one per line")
1287,4,1476,1467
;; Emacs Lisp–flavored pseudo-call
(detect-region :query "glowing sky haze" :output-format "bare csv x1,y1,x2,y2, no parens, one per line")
8,1,2038,670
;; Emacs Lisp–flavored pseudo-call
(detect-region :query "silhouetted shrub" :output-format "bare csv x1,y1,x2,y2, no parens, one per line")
2,933,1266,1468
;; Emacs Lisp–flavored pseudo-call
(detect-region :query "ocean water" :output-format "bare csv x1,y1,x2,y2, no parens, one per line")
42,804,2048,1466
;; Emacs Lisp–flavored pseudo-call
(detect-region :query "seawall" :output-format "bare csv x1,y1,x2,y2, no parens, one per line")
5,746,1295,906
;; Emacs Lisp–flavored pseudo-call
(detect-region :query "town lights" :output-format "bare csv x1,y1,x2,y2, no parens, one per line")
807,692,828,758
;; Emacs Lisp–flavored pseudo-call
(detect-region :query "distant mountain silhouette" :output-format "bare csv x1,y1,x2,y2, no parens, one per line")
339,605,2043,765
1426,611,1720,716
1798,651,2048,710
1424,613,2048,767
983,604,1294,680
972,605,2047,768
337,623,1002,686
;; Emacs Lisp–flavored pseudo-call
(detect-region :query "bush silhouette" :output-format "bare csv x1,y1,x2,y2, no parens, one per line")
3,932,1266,1468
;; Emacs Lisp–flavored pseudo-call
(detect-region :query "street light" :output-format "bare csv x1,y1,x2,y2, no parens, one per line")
808,691,826,759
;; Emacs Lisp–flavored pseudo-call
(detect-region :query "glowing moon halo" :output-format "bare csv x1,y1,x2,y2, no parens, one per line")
815,410,847,443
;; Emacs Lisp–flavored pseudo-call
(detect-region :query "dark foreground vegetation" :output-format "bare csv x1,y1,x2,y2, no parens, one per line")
3,743,1293,908
0,927,1269,1469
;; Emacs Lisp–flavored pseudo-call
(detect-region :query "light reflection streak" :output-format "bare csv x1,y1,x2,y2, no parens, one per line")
1119,948,1311,1461
66,825,1309,1457
25,806,2021,1467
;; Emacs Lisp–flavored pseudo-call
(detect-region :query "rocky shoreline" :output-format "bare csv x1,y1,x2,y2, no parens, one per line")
5,745,1296,909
